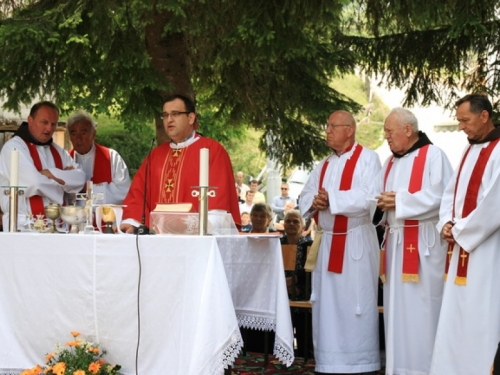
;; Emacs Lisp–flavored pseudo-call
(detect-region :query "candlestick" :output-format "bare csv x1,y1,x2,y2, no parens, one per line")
10,149,19,186
199,148,209,187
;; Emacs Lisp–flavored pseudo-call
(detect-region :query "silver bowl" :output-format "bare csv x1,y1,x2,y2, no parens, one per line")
60,205,87,233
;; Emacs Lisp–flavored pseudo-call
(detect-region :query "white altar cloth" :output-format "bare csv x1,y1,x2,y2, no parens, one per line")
216,235,295,367
0,233,242,375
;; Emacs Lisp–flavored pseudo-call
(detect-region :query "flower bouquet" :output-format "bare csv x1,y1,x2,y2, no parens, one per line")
21,332,121,375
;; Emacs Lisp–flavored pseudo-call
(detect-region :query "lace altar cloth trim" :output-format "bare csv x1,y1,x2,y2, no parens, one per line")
236,313,294,367
0,369,23,375
206,328,243,375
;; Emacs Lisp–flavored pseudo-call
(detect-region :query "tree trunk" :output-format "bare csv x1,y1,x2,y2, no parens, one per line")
145,10,194,145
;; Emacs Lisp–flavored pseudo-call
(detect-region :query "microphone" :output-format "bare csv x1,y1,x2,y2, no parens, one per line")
134,138,155,235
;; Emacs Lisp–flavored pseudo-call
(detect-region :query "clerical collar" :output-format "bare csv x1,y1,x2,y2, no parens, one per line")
333,142,355,157
170,131,200,149
14,121,53,146
392,131,432,158
468,126,500,145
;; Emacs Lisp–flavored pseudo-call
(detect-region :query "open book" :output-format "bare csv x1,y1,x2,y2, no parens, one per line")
153,203,193,212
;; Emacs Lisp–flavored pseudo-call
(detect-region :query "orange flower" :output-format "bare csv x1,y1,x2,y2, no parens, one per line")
97,359,105,365
45,352,55,363
73,370,85,375
88,361,101,374
70,331,80,337
20,365,42,375
52,362,66,375
66,340,81,347
88,347,100,354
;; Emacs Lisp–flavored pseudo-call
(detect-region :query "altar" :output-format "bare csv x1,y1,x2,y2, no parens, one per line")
0,233,293,375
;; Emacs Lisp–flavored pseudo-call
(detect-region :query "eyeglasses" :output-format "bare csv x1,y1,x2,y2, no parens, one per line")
324,124,351,131
161,111,190,120
281,188,288,190
284,219,301,224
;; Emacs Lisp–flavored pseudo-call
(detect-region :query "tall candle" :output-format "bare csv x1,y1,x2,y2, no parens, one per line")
200,148,209,187
10,149,19,186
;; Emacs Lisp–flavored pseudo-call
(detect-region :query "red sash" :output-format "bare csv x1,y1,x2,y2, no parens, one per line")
24,141,63,217
328,144,363,273
445,139,500,285
69,144,112,183
381,145,429,282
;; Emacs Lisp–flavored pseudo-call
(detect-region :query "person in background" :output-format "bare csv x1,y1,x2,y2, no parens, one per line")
239,190,255,214
236,186,244,204
120,94,240,233
274,199,296,231
235,171,250,200
280,209,313,357
302,216,315,242
0,101,85,230
249,203,274,233
240,211,252,232
430,94,500,375
249,179,266,204
299,109,381,374
373,107,453,375
67,110,131,205
271,182,296,214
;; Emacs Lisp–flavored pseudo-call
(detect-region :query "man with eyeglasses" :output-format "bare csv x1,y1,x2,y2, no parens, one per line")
271,182,296,214
299,110,381,375
120,94,240,233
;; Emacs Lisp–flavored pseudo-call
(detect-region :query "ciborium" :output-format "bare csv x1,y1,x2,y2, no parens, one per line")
44,203,61,233
60,205,87,234
99,205,116,234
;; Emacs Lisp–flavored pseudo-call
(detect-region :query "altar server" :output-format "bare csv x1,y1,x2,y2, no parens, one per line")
299,110,381,374
374,107,452,375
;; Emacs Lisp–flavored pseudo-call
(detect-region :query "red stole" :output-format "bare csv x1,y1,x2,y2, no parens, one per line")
445,139,500,285
328,144,363,273
69,144,112,183
381,145,429,283
24,141,63,217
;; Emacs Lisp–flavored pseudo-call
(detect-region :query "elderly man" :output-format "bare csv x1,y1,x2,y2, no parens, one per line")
374,108,453,375
235,171,250,200
299,110,381,374
0,101,85,229
67,110,130,205
120,94,240,233
430,94,500,375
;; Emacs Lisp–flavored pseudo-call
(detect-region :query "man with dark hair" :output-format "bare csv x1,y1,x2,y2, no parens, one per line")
120,94,240,233
430,94,500,374
0,101,86,229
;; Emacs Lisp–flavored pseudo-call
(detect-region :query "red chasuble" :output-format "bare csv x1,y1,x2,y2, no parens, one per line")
69,143,112,183
123,135,240,227
381,145,430,283
445,138,500,285
24,140,63,217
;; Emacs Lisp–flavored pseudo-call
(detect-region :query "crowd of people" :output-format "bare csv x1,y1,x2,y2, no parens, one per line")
1,93,500,375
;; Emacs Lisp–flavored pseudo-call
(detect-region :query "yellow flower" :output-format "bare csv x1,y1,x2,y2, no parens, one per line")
88,361,101,374
66,340,81,347
52,362,66,375
20,365,42,375
70,331,80,337
45,352,55,363
73,370,85,375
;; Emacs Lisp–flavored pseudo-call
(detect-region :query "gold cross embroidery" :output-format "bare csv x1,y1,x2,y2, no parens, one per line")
447,248,453,263
172,148,182,157
460,252,468,267
165,179,174,192
406,244,415,253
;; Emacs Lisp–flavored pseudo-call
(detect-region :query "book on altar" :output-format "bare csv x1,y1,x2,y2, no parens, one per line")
153,203,193,212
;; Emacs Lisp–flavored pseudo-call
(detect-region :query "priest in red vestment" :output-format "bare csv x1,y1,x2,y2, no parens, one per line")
120,94,240,233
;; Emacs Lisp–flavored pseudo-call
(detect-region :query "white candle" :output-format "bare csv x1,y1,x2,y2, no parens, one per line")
10,149,19,186
200,148,209,187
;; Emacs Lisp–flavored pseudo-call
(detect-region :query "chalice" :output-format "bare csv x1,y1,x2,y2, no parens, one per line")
44,203,61,233
100,205,116,234
60,205,87,234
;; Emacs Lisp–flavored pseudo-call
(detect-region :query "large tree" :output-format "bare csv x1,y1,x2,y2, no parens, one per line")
0,0,498,167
